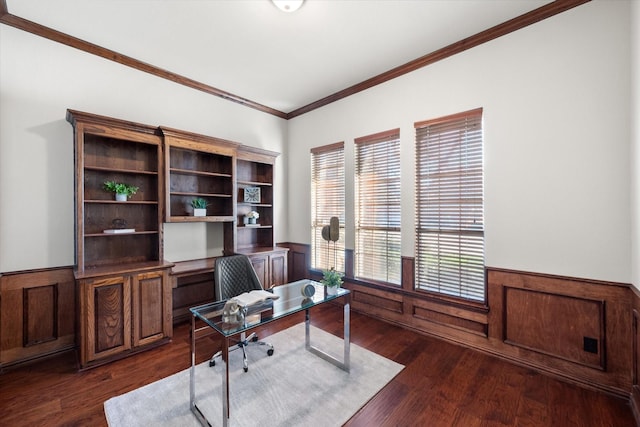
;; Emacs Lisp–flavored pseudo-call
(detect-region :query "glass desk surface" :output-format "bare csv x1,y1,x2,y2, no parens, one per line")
189,279,349,337
189,279,350,427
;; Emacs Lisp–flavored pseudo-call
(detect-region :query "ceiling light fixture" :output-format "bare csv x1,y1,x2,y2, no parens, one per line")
272,0,304,13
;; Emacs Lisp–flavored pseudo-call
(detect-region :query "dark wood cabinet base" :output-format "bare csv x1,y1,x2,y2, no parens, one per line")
75,337,171,371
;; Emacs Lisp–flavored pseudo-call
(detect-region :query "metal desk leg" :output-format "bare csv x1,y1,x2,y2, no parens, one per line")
304,294,351,372
222,336,230,427
190,315,195,409
305,309,311,350
343,295,351,372
190,315,209,427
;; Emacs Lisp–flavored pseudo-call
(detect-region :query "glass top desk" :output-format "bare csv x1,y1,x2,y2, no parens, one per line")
189,279,351,427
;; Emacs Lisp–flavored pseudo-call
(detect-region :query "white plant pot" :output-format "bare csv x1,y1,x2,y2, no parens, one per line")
326,286,338,296
194,208,207,217
115,193,127,202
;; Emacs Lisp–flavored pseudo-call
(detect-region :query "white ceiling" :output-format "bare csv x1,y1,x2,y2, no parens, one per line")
8,0,552,114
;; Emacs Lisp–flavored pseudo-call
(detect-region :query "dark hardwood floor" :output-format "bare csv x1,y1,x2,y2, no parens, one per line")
0,304,635,426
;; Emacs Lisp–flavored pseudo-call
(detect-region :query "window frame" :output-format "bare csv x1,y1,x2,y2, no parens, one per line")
354,128,401,285
310,142,345,272
414,108,485,302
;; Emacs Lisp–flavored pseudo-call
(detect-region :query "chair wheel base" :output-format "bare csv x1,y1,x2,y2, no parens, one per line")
209,360,216,367
243,367,248,372
251,335,259,342
267,348,274,356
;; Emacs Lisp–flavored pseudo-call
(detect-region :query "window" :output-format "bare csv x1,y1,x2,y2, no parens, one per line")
415,108,485,301
311,142,345,271
354,129,401,284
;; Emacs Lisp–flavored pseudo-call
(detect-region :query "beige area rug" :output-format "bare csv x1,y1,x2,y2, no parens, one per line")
104,323,404,426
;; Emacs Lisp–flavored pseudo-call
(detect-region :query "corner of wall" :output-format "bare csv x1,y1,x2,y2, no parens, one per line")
632,0,640,292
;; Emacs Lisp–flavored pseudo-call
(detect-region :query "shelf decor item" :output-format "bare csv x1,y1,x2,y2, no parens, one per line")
244,186,261,203
103,218,135,234
245,210,260,225
103,181,139,201
321,267,343,296
191,197,209,217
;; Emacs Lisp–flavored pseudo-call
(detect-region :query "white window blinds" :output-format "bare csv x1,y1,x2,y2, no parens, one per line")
311,143,345,271
355,129,401,285
415,108,485,301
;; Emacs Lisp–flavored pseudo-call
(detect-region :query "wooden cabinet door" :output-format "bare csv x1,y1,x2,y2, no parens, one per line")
81,275,131,365
270,252,288,287
249,255,269,289
132,270,172,347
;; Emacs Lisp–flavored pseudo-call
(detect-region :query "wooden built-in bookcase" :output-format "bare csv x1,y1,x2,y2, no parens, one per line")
69,111,164,271
233,148,276,251
161,127,238,222
67,110,173,369
64,110,287,368
226,146,288,289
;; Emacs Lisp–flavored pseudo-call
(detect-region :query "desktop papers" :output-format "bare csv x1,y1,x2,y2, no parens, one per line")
231,289,280,308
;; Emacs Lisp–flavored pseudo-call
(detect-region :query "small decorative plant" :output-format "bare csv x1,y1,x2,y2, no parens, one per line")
103,181,138,200
191,197,208,216
321,267,343,288
191,198,209,209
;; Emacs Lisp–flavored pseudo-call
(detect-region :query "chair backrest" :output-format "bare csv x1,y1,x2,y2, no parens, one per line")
214,255,263,301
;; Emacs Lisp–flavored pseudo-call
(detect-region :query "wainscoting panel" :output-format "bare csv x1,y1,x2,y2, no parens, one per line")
0,268,75,368
280,242,309,283
285,243,634,397
412,297,488,338
630,291,640,422
349,282,404,317
488,268,632,397
23,284,58,347
503,286,604,369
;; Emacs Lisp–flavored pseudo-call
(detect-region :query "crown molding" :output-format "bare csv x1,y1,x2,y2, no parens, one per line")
1,0,590,120
286,0,590,118
0,3,288,119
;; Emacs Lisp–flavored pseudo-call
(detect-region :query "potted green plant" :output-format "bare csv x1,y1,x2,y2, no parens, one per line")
103,181,139,201
321,267,343,295
191,198,209,216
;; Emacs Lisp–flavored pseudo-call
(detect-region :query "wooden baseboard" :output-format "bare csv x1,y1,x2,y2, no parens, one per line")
631,385,640,425
77,337,171,371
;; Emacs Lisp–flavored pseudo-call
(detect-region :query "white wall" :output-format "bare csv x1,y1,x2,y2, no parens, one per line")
287,0,632,284
0,24,288,272
632,0,640,291
1,1,634,286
